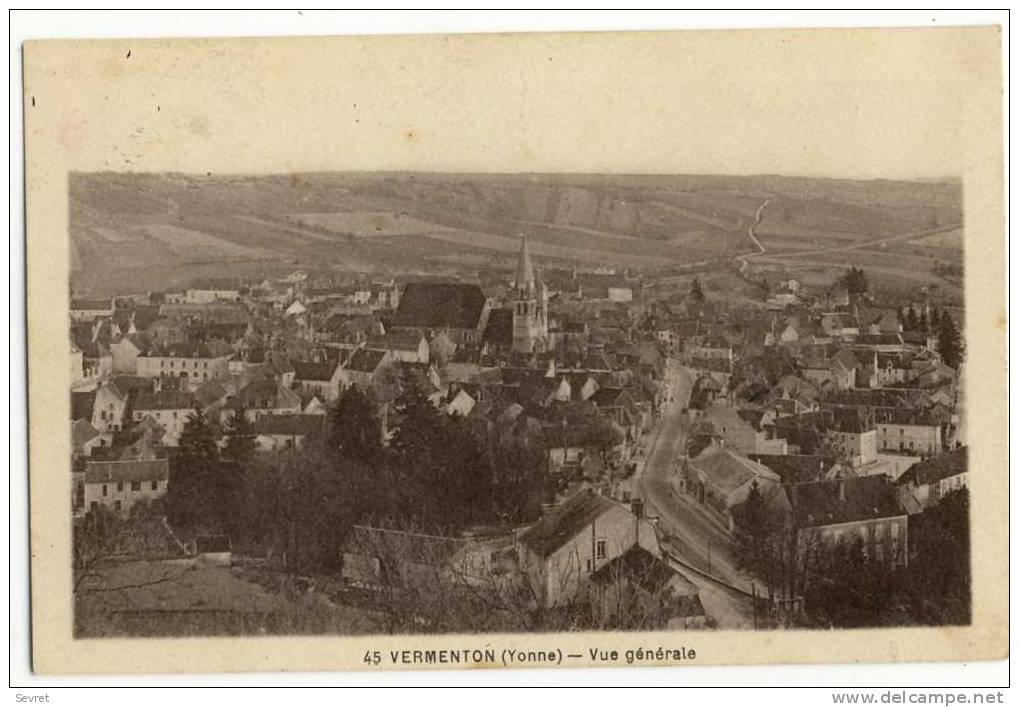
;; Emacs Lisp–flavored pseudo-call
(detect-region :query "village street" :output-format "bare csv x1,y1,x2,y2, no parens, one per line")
636,359,756,627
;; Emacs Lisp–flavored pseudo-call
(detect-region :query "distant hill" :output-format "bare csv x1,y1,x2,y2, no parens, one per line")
69,172,962,297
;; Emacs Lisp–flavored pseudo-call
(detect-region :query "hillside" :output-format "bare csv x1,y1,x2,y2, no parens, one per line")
69,172,963,297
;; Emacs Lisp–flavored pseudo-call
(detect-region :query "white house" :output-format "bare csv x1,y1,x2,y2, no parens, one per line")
83,459,169,514
516,490,660,609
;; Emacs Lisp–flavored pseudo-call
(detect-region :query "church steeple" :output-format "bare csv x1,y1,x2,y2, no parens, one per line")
515,234,535,295
512,234,545,353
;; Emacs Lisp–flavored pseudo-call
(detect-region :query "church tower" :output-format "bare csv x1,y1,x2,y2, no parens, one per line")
512,234,547,353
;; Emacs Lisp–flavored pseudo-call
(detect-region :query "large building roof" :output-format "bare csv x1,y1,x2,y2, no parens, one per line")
253,413,326,437
791,476,905,528
690,445,780,494
392,282,486,331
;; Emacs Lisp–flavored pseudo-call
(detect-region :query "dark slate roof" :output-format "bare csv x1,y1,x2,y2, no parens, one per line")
72,419,101,447
518,490,618,558
482,307,514,346
392,282,486,331
748,454,838,485
897,447,968,486
292,360,337,382
830,407,871,434
133,390,195,411
346,348,387,374
85,458,169,484
71,298,113,311
589,386,626,407
872,407,946,427
589,545,694,596
790,476,906,528
223,379,302,410
71,391,96,421
857,333,904,346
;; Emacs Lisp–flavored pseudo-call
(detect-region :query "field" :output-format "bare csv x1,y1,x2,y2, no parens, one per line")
69,172,963,297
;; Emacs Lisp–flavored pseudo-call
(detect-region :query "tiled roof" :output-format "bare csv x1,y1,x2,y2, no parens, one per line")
253,414,326,437
518,490,618,558
590,545,698,596
897,448,968,486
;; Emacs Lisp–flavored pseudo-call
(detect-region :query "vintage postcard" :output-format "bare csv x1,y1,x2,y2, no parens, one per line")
24,26,1006,674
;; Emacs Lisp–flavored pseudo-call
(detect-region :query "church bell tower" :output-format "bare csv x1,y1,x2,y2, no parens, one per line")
512,235,548,353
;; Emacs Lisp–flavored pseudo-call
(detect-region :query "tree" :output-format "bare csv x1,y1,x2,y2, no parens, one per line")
168,407,222,528
902,487,970,625
175,406,220,478
690,278,706,304
328,385,384,466
733,481,783,599
905,305,920,332
389,370,494,532
838,267,868,296
937,311,964,368
222,406,257,464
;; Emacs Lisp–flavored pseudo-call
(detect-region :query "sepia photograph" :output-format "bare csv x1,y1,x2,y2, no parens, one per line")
68,171,969,638
18,15,1007,682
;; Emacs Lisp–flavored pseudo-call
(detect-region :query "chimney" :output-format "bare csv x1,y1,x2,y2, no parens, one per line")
631,497,645,519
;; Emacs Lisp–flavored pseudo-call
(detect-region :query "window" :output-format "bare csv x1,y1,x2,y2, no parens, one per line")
585,559,592,573
131,481,141,492
90,501,98,511
102,484,107,497
116,482,124,492
596,540,607,559
151,481,158,491
114,500,122,511
204,362,209,369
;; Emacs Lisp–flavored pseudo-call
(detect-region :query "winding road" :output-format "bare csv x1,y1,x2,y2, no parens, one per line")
736,199,770,273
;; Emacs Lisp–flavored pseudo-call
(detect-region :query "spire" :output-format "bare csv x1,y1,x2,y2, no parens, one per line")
515,234,535,294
